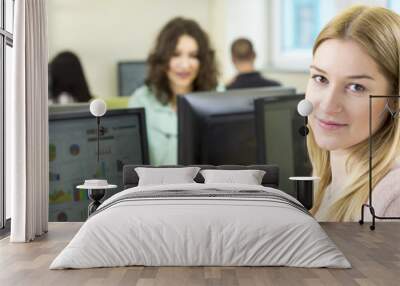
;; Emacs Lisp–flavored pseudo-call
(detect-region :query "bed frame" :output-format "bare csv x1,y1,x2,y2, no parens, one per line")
122,164,279,189
122,164,313,210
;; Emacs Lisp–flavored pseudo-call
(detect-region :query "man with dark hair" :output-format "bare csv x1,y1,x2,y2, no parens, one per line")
227,38,281,90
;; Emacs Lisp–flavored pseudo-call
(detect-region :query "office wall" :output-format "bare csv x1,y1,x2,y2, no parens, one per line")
209,0,268,82
48,0,309,97
48,0,211,98
209,0,308,93
264,71,309,93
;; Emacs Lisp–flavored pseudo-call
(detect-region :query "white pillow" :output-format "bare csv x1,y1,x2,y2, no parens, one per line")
135,167,201,186
200,169,266,185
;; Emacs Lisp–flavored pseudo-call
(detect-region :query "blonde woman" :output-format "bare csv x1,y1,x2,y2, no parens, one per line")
306,5,400,222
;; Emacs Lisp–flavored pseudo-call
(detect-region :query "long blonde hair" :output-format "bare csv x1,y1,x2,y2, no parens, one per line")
309,5,400,221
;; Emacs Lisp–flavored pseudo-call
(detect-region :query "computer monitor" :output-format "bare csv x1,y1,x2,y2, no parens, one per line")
48,108,149,222
118,61,148,96
178,86,296,165
254,94,312,196
48,102,91,113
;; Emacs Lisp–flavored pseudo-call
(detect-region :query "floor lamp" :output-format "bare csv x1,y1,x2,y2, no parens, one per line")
289,99,320,210
77,99,117,215
359,95,400,230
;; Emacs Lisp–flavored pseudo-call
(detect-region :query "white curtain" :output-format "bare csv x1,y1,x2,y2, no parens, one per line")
8,0,49,242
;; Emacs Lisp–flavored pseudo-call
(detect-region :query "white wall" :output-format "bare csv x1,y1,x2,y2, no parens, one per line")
48,0,211,98
264,70,309,93
209,0,268,82
208,0,228,82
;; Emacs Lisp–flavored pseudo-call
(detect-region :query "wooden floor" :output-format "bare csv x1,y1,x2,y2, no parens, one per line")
0,222,399,286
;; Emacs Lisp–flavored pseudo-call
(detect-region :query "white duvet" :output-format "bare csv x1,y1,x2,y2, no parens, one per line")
50,183,351,269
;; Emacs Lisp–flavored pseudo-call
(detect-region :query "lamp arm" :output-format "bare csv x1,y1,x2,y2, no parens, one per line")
97,117,100,164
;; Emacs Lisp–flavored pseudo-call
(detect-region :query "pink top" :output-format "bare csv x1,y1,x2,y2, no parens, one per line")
364,164,400,221
315,163,400,222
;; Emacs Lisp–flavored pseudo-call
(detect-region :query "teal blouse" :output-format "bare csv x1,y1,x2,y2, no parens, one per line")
128,86,177,166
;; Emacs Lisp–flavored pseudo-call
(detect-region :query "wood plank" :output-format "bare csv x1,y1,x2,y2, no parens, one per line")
0,222,399,286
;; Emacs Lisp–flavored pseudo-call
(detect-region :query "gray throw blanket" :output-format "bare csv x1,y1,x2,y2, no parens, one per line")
91,188,310,218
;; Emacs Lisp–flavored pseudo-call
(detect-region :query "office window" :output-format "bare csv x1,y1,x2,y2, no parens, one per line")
388,0,400,13
271,0,393,71
271,0,334,70
1,0,14,230
281,0,327,51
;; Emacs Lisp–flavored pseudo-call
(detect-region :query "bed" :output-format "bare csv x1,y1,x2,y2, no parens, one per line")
50,165,350,269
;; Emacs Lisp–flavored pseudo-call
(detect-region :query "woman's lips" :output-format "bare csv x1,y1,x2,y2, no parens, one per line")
317,117,348,131
176,72,191,79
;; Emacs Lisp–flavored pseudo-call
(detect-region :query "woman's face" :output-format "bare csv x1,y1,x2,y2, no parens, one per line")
306,39,392,151
167,34,200,94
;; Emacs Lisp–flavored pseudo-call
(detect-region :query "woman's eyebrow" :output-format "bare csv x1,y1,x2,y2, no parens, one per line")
347,74,375,80
310,65,327,74
310,65,375,80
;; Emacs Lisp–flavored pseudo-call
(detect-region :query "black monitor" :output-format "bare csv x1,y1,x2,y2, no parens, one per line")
48,108,149,222
48,102,91,113
178,87,296,165
254,94,312,196
118,61,148,96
